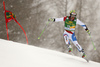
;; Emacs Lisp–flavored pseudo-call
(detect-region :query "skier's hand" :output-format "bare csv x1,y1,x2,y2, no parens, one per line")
48,18,55,22
86,30,91,35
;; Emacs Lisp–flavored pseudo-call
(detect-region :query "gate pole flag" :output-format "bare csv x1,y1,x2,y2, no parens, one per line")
3,1,28,44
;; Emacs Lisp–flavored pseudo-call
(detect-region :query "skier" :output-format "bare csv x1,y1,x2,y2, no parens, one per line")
48,10,91,58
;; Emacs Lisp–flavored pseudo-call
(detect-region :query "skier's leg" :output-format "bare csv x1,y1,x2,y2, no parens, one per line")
64,34,70,45
63,31,72,52
71,33,86,57
70,33,82,51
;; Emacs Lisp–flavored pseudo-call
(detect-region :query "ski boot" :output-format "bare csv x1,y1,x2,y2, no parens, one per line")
80,49,86,58
80,49,89,62
68,45,72,52
82,53,86,58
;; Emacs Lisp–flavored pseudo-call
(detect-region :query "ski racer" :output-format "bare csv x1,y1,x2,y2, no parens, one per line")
48,10,91,58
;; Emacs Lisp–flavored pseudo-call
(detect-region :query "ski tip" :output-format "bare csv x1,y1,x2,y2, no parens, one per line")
86,59,89,62
83,57,89,62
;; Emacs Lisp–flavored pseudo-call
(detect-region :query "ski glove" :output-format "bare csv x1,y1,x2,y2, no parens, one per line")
48,18,55,22
86,30,91,35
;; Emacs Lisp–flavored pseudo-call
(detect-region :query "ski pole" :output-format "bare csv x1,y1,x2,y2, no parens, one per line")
89,35,96,50
38,21,50,39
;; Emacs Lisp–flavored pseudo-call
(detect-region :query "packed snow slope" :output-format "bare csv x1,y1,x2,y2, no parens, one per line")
0,39,100,67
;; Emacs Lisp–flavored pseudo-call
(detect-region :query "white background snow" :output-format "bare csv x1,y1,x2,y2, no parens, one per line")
0,39,100,67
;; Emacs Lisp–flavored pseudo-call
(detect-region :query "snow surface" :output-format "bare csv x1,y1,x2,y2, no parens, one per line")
0,39,100,67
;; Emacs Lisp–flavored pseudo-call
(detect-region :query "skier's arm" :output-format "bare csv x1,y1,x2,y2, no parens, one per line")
48,18,63,22
48,16,67,22
77,19,91,35
54,18,64,22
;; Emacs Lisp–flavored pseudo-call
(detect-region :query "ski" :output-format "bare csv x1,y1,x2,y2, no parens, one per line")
69,51,75,56
66,51,89,62
83,57,89,62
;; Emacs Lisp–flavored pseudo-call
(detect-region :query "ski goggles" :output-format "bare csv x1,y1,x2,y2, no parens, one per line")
70,12,77,17
71,14,76,17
